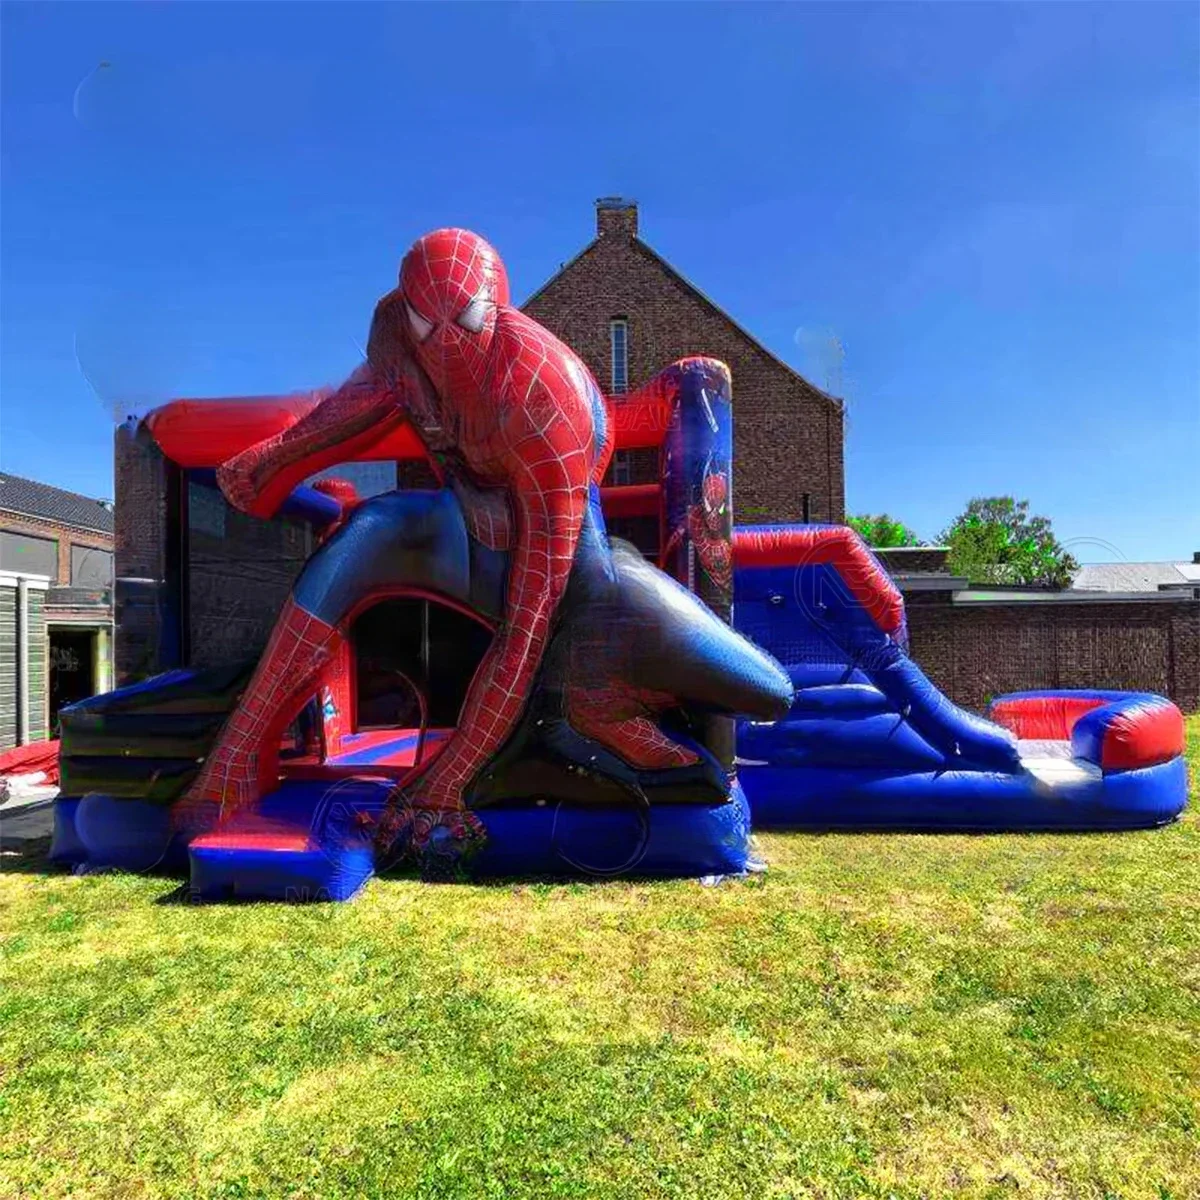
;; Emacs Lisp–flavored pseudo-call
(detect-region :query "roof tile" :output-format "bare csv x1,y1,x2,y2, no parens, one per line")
0,472,115,534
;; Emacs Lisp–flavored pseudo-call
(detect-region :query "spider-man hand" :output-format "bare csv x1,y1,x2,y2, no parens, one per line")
215,457,260,516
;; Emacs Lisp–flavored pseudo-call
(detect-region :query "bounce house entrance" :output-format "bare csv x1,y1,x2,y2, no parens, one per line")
330,596,493,771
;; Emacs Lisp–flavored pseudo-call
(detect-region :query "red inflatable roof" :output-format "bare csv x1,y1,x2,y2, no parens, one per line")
145,396,428,469
144,387,675,471
733,525,906,639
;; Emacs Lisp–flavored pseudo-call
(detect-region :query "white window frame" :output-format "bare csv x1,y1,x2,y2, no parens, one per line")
609,317,628,394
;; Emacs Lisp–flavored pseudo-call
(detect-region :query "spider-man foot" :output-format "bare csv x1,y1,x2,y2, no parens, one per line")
174,598,339,834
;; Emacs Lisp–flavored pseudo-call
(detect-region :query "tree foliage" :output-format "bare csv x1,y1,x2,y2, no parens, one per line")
847,514,921,548
941,496,1078,588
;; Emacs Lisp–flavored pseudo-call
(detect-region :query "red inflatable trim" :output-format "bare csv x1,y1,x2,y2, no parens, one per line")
988,695,1108,741
600,483,662,520
146,397,429,469
1099,704,1186,771
147,389,677,471
190,831,314,852
0,739,60,785
608,392,674,450
733,526,905,639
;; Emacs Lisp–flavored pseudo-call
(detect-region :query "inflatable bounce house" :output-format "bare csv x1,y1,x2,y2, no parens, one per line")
47,228,1188,901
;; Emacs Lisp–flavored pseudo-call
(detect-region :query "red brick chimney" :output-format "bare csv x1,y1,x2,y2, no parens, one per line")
595,197,638,240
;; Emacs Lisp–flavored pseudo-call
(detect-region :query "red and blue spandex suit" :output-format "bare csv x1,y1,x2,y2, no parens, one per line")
178,229,700,850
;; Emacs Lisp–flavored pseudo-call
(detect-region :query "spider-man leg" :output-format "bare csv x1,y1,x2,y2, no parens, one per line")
176,491,473,837
173,597,340,836
565,680,699,769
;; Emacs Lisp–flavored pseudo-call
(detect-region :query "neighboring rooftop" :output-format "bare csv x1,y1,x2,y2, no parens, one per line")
1073,557,1200,594
873,548,1200,601
0,472,115,535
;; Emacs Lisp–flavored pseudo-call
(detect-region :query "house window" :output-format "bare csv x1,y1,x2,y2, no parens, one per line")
0,530,57,579
801,493,812,523
611,451,633,487
70,545,114,588
609,318,628,394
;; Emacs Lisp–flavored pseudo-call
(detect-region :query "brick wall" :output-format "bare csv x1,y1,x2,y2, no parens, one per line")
906,592,1200,714
114,421,315,681
114,423,174,683
523,201,845,525
186,481,311,670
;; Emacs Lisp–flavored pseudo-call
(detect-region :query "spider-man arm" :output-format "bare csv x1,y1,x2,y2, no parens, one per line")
217,294,430,518
216,367,401,519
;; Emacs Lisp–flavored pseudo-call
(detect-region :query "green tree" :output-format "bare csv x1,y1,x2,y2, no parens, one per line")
941,496,1079,588
847,514,921,548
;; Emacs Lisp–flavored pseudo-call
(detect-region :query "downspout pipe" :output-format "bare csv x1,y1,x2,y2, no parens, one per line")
16,576,29,745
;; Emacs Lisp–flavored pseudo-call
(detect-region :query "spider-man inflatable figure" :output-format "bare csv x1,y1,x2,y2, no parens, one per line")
178,229,789,861
662,467,733,596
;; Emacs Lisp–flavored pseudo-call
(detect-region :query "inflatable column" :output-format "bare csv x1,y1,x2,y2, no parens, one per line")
661,357,735,767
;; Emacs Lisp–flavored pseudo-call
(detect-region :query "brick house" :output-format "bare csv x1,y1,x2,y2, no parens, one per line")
0,473,115,746
523,199,845,542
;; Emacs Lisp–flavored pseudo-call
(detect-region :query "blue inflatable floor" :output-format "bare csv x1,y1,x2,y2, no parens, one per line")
52,779,755,902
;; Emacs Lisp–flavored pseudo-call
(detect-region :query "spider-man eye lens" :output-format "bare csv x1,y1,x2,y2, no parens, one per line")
405,301,434,343
455,295,490,334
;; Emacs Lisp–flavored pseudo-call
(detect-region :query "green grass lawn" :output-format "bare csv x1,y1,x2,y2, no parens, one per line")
2,722,1197,1200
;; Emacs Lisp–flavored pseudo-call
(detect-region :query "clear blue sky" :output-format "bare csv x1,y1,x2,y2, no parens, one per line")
2,2,1196,560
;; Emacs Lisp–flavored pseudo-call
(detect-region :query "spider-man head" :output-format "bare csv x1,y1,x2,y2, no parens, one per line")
701,471,728,533
398,229,510,394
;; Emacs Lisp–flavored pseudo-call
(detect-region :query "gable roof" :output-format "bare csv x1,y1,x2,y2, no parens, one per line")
0,471,115,535
523,234,844,413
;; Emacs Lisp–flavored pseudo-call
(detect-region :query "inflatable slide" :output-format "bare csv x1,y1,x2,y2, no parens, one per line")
732,525,1188,831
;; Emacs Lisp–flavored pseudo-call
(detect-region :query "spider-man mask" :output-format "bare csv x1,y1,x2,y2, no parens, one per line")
398,228,511,396
702,472,728,532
